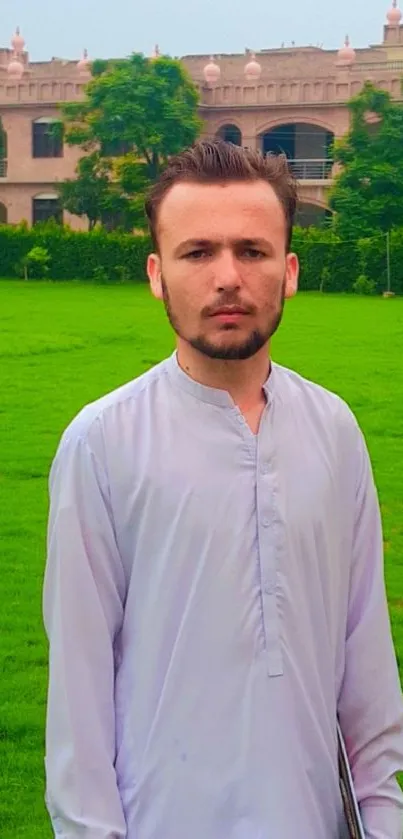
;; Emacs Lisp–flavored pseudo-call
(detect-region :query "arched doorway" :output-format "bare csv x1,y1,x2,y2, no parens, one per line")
216,124,242,145
295,202,332,228
260,123,334,179
0,202,7,223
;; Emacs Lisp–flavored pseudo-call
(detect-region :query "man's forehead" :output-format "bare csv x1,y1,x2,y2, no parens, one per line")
157,180,285,239
160,179,280,211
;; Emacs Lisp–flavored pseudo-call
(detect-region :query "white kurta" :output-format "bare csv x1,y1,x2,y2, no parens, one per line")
43,354,403,838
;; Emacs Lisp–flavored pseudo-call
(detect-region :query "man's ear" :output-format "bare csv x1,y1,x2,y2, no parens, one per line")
284,252,299,299
147,253,163,300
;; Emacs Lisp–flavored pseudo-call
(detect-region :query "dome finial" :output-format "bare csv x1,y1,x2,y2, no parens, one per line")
336,35,356,66
244,52,262,82
11,26,25,54
203,56,221,85
77,48,91,76
387,0,402,25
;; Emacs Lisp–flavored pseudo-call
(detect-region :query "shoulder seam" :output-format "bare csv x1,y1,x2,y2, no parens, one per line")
59,361,169,449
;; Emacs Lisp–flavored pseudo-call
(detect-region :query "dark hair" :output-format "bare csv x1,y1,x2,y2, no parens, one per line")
145,139,298,252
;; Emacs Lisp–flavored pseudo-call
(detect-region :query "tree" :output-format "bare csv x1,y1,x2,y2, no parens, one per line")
329,81,403,240
58,154,112,231
58,153,147,231
58,53,202,230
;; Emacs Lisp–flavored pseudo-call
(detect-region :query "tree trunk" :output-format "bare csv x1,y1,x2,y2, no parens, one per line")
150,150,160,180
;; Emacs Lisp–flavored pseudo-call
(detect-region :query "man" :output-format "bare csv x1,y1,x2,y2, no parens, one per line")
43,140,403,838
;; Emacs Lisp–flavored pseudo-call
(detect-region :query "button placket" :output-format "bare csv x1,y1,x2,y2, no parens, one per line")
256,421,284,678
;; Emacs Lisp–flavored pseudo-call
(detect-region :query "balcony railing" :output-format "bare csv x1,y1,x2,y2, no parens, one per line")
0,156,333,181
287,158,333,180
356,60,403,72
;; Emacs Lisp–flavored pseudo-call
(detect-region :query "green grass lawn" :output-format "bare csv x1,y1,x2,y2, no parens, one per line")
1,279,402,837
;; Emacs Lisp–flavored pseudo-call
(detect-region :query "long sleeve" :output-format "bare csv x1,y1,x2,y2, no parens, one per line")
43,425,127,838
338,426,403,839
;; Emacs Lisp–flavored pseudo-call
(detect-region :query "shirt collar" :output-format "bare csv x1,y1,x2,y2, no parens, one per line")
166,351,277,408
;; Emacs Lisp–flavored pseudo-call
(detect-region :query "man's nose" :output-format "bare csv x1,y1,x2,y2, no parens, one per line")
214,250,242,292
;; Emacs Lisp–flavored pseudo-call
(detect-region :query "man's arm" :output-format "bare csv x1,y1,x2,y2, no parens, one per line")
338,423,403,839
43,425,127,838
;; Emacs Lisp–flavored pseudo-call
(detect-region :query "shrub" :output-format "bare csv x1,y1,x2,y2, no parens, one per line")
291,227,402,295
352,274,376,295
17,246,50,280
92,265,110,284
0,224,150,284
0,222,402,294
291,227,359,293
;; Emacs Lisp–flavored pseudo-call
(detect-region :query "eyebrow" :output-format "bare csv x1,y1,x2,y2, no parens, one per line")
173,238,274,257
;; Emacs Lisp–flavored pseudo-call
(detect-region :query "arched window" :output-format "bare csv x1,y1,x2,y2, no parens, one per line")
216,124,242,145
260,123,335,179
32,192,63,225
32,117,63,159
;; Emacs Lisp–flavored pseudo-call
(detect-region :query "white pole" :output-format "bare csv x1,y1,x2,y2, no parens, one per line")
386,231,391,294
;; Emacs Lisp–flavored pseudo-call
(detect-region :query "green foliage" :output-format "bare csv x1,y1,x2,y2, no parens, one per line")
352,275,376,296
91,265,110,284
329,81,403,239
0,224,151,283
61,53,202,172
16,246,50,280
291,227,357,293
0,115,7,159
58,53,202,231
1,223,403,294
291,226,403,295
47,119,64,146
319,267,331,293
58,153,147,232
58,154,112,231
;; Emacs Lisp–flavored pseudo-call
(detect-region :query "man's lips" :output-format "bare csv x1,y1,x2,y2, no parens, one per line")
209,307,250,316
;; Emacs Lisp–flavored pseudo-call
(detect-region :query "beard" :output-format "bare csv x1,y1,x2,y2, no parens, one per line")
160,275,286,361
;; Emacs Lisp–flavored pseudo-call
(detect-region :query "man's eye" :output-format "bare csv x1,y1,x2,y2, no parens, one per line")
243,248,265,259
184,250,208,260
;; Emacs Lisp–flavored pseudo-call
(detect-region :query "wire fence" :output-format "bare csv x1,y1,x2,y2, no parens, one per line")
293,230,402,295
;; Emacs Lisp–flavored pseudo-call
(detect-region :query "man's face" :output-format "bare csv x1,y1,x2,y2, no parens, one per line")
147,180,299,361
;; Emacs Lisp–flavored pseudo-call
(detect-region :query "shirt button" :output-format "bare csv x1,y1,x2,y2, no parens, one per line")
262,517,270,528
264,583,275,595
260,462,270,475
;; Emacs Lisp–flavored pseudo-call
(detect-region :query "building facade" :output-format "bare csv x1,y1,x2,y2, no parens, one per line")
0,3,402,229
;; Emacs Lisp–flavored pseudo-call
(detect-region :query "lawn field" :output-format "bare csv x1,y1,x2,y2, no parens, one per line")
1,279,402,837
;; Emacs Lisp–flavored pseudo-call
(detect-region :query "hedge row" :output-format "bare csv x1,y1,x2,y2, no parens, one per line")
0,222,402,294
291,227,403,295
0,223,151,284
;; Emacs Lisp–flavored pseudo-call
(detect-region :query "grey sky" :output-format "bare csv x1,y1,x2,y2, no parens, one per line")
3,0,392,63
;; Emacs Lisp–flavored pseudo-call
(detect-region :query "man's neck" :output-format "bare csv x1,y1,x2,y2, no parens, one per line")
176,340,271,412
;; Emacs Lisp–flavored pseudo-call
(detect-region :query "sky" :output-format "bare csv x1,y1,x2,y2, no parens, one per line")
3,0,392,63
